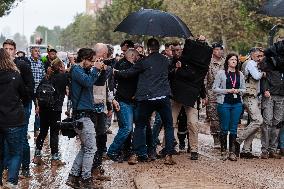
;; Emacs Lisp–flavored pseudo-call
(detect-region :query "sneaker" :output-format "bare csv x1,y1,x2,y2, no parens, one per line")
190,152,198,160
51,159,66,166
164,155,176,165
240,152,258,159
65,174,80,189
19,169,31,179
260,152,269,159
269,152,281,159
92,168,111,181
221,152,228,161
106,153,120,162
179,145,186,153
80,177,103,189
228,152,237,161
3,182,17,189
128,154,138,165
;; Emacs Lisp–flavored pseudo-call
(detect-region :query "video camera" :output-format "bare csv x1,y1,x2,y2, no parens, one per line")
56,117,83,138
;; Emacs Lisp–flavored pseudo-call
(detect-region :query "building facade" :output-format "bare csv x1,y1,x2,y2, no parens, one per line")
86,0,112,15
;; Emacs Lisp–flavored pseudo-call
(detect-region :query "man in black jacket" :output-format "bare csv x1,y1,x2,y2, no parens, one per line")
3,39,34,178
114,38,176,165
108,49,139,161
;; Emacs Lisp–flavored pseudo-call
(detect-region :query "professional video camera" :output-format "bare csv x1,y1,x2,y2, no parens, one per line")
56,117,83,138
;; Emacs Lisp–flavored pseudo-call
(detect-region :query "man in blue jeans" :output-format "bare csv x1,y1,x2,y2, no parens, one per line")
108,49,139,161
3,39,34,178
114,39,176,165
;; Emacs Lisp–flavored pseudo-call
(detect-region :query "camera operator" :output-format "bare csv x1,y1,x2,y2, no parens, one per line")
66,48,106,189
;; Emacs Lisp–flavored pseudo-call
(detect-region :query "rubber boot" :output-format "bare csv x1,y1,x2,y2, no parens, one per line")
228,134,237,161
220,134,228,160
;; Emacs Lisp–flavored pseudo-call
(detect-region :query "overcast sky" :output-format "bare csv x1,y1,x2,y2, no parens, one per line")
0,0,85,39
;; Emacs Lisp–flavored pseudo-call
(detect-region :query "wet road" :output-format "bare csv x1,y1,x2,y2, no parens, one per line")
13,105,284,189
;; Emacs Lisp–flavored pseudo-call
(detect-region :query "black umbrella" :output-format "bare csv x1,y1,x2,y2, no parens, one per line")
260,0,284,17
114,8,192,38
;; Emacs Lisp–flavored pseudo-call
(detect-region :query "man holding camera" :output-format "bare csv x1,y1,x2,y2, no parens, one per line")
66,48,107,189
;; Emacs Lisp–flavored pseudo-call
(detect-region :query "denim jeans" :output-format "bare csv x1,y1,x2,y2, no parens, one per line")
133,97,175,157
0,127,24,185
108,101,135,155
280,127,284,149
217,103,243,135
70,117,96,180
3,102,31,171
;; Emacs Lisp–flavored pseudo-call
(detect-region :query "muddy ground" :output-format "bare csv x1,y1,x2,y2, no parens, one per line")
11,106,284,189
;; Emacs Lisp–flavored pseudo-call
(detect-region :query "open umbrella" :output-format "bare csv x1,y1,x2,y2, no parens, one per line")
260,0,284,17
114,8,192,38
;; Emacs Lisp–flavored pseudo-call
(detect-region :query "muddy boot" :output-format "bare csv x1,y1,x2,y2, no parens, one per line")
164,155,176,165
228,134,237,161
190,152,198,160
220,134,228,161
80,177,103,189
280,149,284,156
51,153,66,166
92,167,111,181
66,174,81,189
128,154,138,165
32,150,45,165
212,134,221,149
269,151,282,159
260,152,269,159
19,168,31,179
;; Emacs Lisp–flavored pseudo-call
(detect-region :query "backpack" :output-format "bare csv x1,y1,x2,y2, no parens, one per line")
37,78,57,108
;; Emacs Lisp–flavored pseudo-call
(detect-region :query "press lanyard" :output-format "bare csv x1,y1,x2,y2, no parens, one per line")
229,73,237,89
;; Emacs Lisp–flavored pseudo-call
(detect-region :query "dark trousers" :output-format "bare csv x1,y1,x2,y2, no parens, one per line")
35,110,61,154
91,112,107,169
133,97,175,157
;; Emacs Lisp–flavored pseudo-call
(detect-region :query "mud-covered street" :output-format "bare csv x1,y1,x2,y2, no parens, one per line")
15,109,284,189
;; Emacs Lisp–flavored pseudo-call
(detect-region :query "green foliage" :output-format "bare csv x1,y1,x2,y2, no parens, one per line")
13,32,27,51
0,0,21,17
60,14,97,51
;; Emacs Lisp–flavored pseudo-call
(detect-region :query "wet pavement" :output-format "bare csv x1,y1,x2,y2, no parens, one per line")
11,105,284,189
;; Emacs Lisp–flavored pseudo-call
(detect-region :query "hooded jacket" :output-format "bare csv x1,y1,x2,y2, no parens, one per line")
0,70,26,128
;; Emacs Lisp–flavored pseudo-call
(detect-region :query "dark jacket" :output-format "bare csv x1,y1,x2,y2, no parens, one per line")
261,59,284,96
0,70,26,128
265,40,284,72
171,39,212,107
14,57,35,105
114,58,138,103
115,52,171,101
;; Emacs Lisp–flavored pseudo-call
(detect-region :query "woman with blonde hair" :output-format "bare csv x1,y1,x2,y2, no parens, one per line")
0,48,27,188
33,57,69,166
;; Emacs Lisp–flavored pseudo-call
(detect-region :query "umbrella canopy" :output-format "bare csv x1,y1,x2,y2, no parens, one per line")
114,8,192,38
260,0,284,17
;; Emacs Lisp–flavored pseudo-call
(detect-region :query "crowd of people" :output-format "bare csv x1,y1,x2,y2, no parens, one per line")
0,36,284,189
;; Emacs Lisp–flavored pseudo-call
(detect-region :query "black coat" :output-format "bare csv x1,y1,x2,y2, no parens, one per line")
171,39,212,107
115,52,171,101
0,70,26,128
15,57,35,105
